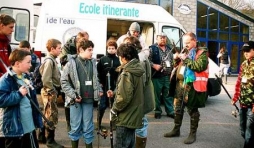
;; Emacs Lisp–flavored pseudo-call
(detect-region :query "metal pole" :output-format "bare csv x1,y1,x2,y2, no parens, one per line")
107,71,114,148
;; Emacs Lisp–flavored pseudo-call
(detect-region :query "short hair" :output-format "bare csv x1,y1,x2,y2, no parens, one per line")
0,14,15,25
19,40,30,48
117,43,139,61
183,32,197,41
76,31,89,40
106,40,117,49
9,49,31,66
123,36,142,50
77,40,94,53
46,39,61,52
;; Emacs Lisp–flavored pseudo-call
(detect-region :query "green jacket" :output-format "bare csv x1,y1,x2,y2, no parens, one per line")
178,49,208,108
112,59,145,129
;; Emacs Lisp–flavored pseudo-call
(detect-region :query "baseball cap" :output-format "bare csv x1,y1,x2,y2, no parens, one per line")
241,41,254,52
157,32,167,37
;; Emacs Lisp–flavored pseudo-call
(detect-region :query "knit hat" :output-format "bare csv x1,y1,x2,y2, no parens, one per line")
241,41,254,52
129,22,140,32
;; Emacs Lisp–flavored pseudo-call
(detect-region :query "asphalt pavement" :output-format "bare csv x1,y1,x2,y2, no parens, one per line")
39,75,244,148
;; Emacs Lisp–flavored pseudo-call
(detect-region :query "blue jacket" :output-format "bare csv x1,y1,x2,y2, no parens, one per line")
0,71,43,137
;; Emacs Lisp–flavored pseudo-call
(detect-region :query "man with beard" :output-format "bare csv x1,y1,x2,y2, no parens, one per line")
148,32,174,119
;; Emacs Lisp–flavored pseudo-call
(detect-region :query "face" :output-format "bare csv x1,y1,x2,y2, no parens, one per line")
79,47,93,59
157,36,167,46
183,35,197,50
15,55,32,74
107,45,117,54
243,49,254,60
22,47,31,52
130,30,139,37
0,23,15,35
51,44,62,56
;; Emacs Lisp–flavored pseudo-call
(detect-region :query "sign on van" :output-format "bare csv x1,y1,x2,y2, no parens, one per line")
79,2,139,18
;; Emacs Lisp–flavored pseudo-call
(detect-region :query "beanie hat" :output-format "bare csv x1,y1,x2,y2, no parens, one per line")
129,22,140,32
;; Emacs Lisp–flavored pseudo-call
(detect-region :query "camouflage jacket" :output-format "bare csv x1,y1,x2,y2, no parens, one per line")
233,58,254,107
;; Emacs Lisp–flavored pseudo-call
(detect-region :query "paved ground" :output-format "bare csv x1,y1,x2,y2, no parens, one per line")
39,75,244,148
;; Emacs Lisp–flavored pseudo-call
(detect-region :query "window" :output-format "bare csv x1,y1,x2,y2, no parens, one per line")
162,26,181,51
219,13,229,32
197,2,207,29
0,8,30,42
208,8,218,31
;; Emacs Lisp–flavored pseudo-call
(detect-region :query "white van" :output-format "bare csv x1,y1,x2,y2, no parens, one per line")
0,0,35,48
34,0,186,56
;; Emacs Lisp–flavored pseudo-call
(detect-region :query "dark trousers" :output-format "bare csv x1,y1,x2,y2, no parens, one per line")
115,126,135,148
1,130,38,148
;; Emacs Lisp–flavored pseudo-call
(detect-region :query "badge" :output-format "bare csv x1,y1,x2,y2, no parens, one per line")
165,61,171,67
242,77,247,83
85,81,92,85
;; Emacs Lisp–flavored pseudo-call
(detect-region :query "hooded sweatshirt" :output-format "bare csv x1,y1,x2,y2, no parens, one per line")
112,59,145,129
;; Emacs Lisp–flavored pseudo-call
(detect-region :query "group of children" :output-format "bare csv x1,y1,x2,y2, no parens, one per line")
0,13,254,148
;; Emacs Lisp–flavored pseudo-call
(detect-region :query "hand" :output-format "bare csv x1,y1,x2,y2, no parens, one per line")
179,53,188,60
252,107,254,113
75,96,82,103
99,92,103,97
231,100,236,105
19,86,28,96
153,64,162,71
107,90,114,98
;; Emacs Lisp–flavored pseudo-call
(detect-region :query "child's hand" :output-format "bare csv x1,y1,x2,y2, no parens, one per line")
19,86,28,96
107,90,114,98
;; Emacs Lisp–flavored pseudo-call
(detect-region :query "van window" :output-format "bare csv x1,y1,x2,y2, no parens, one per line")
0,8,30,42
33,15,39,43
162,26,181,52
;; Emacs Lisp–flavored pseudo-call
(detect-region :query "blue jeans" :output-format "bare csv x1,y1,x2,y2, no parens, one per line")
239,108,254,148
115,126,135,148
69,102,94,144
135,116,148,138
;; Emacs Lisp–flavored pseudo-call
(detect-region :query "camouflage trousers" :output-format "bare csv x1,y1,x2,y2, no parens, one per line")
174,80,199,117
41,89,58,130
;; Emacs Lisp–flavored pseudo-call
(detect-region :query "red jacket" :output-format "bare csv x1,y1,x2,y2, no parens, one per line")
0,34,11,77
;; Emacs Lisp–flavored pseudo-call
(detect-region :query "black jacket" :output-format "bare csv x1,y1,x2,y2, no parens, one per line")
97,54,120,91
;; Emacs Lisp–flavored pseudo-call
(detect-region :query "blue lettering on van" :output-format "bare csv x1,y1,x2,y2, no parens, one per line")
79,3,139,18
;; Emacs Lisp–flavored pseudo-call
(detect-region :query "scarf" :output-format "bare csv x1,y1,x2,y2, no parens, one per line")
184,48,196,83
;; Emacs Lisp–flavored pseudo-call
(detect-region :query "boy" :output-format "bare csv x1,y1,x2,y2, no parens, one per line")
232,41,254,148
107,43,145,148
61,40,103,148
19,40,40,72
39,39,63,148
97,40,120,129
0,49,42,148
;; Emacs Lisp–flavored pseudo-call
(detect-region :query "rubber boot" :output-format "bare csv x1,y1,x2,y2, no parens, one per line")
65,107,71,132
38,126,46,144
135,136,147,148
85,143,93,148
46,129,64,148
71,140,79,148
164,114,183,137
184,116,200,144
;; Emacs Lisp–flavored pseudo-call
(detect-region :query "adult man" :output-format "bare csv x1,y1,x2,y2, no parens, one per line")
164,32,209,144
217,46,231,84
60,31,89,59
116,22,146,49
149,32,174,119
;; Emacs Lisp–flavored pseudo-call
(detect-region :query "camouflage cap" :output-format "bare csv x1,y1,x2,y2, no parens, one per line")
242,41,254,52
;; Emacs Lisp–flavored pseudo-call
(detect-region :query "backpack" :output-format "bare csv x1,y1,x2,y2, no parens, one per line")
32,57,55,94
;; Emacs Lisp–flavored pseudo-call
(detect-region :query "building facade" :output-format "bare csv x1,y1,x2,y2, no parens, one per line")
116,0,254,73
